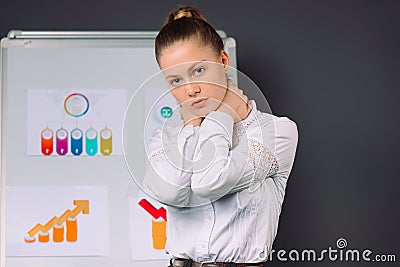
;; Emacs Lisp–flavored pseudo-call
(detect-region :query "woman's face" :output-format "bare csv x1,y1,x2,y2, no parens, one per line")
158,38,230,117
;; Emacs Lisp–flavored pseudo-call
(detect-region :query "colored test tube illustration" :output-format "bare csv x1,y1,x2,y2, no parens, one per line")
41,127,54,156
71,128,83,156
86,127,98,156
100,127,112,156
152,218,167,249
56,128,68,155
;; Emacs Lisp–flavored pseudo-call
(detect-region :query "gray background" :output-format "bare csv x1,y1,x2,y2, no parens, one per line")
1,0,399,265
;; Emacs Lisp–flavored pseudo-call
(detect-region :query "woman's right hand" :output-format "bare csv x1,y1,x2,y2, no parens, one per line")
216,79,251,123
179,105,203,127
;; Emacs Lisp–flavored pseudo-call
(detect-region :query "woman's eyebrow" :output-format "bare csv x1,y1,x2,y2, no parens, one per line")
165,74,180,79
165,60,207,79
187,60,206,74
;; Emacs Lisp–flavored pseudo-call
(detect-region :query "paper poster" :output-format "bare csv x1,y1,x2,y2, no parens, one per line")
128,188,170,261
27,89,127,157
6,186,108,257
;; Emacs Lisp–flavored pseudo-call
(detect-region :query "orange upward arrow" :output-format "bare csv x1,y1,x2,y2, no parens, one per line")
27,200,89,237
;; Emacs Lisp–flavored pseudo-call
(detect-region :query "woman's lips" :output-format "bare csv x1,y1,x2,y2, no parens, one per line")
191,98,208,108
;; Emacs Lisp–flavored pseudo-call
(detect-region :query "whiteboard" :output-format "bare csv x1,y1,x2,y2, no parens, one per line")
0,31,237,267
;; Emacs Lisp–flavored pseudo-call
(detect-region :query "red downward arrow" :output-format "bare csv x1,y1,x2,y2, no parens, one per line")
138,199,167,221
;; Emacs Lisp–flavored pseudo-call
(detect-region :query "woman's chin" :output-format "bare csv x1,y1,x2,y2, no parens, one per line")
193,107,212,118
188,102,219,118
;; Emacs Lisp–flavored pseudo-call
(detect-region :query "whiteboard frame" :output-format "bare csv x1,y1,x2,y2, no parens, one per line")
0,30,236,267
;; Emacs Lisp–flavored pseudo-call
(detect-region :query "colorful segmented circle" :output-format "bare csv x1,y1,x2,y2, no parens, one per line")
64,93,89,117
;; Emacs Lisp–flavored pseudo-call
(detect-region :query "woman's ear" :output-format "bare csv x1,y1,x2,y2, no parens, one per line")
220,50,230,69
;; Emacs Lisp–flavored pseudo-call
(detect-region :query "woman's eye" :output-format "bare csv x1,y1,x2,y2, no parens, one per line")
193,67,205,76
170,78,181,86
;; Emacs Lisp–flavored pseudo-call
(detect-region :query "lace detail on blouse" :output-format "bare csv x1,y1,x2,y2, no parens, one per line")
232,113,278,188
246,139,279,193
232,115,257,146
248,139,278,178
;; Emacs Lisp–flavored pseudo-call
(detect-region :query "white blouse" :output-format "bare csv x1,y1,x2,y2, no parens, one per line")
143,100,298,263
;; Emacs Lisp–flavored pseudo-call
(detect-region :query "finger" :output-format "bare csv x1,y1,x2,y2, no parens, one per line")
229,84,245,100
225,79,248,103
235,88,249,104
227,78,234,85
227,86,240,99
226,79,237,91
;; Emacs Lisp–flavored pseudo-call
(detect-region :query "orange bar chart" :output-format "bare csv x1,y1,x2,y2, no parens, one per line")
24,200,89,243
151,219,167,249
66,217,78,242
138,199,167,250
38,232,49,243
53,224,64,242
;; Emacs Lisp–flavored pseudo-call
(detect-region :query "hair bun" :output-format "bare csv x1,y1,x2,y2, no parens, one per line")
166,6,207,24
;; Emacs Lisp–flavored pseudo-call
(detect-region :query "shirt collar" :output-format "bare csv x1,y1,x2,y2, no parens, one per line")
234,99,257,127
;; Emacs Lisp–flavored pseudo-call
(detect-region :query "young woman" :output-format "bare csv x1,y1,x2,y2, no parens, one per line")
143,6,298,267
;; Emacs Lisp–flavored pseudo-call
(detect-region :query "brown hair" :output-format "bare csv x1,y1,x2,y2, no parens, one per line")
155,6,224,65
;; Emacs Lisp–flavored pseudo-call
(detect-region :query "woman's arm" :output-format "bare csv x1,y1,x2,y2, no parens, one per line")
190,111,298,199
190,111,256,199
143,125,196,207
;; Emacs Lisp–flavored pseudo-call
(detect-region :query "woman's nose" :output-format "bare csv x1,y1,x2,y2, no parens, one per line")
184,82,201,96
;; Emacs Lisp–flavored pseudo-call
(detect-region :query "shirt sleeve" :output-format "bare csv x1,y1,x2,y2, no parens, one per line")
142,125,196,207
190,111,298,200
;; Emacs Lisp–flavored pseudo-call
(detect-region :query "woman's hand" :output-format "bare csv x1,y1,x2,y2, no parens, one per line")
179,104,204,127
216,79,252,123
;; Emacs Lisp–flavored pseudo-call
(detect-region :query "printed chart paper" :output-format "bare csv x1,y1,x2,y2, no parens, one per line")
6,186,108,257
27,89,127,157
128,188,169,261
